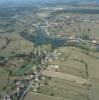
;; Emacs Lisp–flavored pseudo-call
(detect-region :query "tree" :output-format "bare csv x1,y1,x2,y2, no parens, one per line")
50,93,54,96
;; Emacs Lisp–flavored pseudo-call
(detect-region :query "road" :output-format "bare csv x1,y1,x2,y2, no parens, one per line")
19,56,48,100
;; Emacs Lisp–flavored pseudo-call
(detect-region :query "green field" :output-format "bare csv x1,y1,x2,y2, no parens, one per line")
0,67,9,92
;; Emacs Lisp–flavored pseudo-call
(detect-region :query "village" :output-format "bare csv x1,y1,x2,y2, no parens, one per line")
1,30,98,100
0,3,99,100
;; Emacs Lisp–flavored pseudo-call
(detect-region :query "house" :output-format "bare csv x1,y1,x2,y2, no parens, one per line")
92,40,97,44
54,65,60,69
48,64,60,71
3,95,11,100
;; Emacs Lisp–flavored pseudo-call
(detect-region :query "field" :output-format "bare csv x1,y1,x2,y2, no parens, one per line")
0,67,9,92
0,33,34,57
37,47,99,100
24,92,63,100
48,12,99,40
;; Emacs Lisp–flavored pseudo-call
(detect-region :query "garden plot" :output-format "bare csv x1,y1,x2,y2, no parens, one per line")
39,47,93,100
24,92,63,100
42,70,90,85
55,47,99,100
38,84,88,100
47,78,88,97
50,77,88,90
52,60,87,78
39,68,89,100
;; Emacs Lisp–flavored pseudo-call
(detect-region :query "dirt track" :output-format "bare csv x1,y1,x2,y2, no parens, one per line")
0,37,10,50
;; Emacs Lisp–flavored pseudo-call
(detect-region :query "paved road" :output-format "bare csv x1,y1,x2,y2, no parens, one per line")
19,57,47,100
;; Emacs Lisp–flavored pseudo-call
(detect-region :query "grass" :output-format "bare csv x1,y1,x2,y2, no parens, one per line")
47,78,88,98
57,47,99,100
42,47,99,100
0,35,34,57
48,13,99,39
24,92,62,100
38,85,88,100
14,62,35,76
0,67,9,93
57,47,99,77
0,18,34,57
